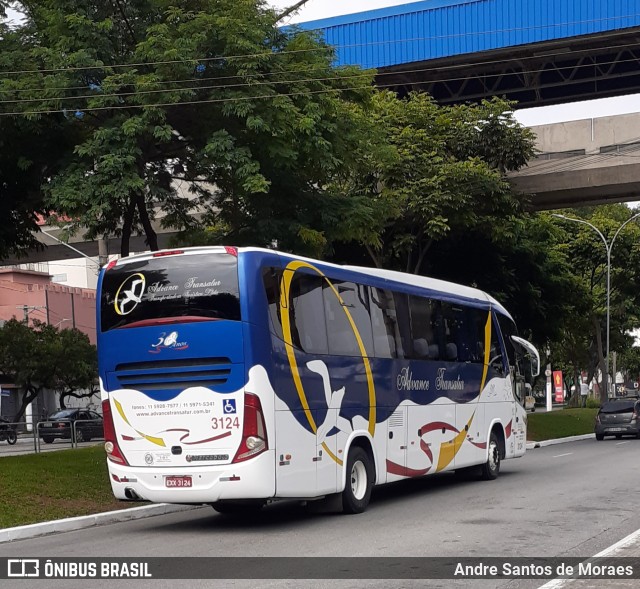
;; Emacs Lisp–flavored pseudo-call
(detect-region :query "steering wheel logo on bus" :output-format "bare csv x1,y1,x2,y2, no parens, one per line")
114,273,146,316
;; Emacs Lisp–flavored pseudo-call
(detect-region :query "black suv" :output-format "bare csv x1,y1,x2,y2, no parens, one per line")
595,399,640,440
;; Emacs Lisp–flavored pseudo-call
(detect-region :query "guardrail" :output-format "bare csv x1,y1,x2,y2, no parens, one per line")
0,417,103,456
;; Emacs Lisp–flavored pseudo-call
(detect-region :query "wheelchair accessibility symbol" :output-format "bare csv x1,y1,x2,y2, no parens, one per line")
223,399,237,414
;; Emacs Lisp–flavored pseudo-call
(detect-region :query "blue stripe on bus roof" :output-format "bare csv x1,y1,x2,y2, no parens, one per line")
102,245,512,319
238,247,512,319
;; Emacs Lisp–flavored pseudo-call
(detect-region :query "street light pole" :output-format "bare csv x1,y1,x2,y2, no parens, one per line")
39,228,102,269
552,212,640,398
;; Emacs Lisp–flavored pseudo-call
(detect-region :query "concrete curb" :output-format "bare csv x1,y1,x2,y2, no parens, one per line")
0,503,199,544
526,433,595,450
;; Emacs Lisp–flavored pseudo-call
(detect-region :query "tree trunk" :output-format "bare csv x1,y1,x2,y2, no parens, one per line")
136,191,158,251
121,194,137,258
365,244,382,269
13,386,41,425
60,390,94,409
412,239,433,274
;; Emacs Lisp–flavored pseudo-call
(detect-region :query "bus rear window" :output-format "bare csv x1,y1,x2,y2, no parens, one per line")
100,254,241,331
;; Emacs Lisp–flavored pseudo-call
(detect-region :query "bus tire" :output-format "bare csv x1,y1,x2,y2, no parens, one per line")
7,430,17,445
341,446,373,514
211,500,265,515
481,432,501,480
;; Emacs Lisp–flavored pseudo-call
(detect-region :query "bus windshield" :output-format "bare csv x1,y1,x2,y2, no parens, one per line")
100,253,241,331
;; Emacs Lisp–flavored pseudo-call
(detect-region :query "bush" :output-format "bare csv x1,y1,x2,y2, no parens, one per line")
586,397,601,409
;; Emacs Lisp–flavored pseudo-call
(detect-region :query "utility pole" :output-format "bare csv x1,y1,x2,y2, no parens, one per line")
18,305,47,326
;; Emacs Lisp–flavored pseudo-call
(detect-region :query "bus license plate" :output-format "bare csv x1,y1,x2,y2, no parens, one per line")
607,428,623,432
165,476,192,488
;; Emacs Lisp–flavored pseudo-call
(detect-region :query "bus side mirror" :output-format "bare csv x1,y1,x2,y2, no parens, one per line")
510,336,540,378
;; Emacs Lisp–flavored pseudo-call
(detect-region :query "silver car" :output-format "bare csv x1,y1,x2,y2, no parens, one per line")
595,399,640,440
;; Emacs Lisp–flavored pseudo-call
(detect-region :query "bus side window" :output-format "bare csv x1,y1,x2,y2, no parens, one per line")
262,267,283,339
496,314,518,375
489,316,506,375
289,273,328,355
466,308,487,364
327,281,374,357
440,302,466,362
408,295,440,360
369,287,401,358
393,293,413,359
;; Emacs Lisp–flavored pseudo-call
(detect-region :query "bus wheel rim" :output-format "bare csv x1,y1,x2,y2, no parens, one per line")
351,460,367,500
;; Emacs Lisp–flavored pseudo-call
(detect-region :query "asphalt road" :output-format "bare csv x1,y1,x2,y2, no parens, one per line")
3,438,640,589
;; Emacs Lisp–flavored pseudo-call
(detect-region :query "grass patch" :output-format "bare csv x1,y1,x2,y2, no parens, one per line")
527,408,598,441
0,446,141,529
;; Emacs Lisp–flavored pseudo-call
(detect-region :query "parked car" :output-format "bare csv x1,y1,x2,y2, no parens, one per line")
594,399,640,440
39,409,104,444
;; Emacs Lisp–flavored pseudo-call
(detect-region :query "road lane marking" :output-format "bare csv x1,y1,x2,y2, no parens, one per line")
537,526,640,589
552,452,573,458
615,441,629,445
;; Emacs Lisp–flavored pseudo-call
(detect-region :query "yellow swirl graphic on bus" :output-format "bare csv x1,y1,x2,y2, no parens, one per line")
279,260,376,466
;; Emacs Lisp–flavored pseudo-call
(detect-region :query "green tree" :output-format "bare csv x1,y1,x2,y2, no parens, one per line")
1,0,375,257
0,12,77,258
0,319,97,423
551,205,640,402
332,91,536,272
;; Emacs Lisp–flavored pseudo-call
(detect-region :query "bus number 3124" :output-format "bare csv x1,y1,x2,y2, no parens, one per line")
211,416,240,430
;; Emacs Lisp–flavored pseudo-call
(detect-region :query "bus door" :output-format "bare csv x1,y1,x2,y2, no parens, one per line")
510,335,540,456
386,405,407,482
495,312,536,457
271,267,324,497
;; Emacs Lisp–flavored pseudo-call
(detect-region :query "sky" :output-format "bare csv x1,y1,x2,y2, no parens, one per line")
4,1,640,127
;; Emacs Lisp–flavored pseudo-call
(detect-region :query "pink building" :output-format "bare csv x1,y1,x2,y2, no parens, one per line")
0,268,96,344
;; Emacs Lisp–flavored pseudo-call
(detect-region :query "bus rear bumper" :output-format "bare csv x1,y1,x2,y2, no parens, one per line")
107,451,275,504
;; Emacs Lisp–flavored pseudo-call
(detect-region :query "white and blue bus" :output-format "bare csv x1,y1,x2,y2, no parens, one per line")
98,246,539,514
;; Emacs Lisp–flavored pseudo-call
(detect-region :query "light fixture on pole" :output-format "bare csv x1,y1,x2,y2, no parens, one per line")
39,228,102,269
552,211,640,398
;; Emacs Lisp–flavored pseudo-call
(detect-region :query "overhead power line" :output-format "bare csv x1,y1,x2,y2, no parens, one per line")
2,51,640,113
0,11,639,76
2,38,639,97
0,82,380,116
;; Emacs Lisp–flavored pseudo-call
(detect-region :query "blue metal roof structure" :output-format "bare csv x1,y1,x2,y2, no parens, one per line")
298,0,640,69
294,1,640,108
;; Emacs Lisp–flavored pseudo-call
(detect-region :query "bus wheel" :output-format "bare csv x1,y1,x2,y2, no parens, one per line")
211,500,265,515
342,446,373,514
481,432,501,480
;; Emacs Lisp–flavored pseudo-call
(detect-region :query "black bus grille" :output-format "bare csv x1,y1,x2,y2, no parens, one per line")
114,357,231,392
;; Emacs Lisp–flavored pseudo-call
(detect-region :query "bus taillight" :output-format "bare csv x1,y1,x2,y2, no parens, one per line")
233,393,268,463
102,399,129,466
